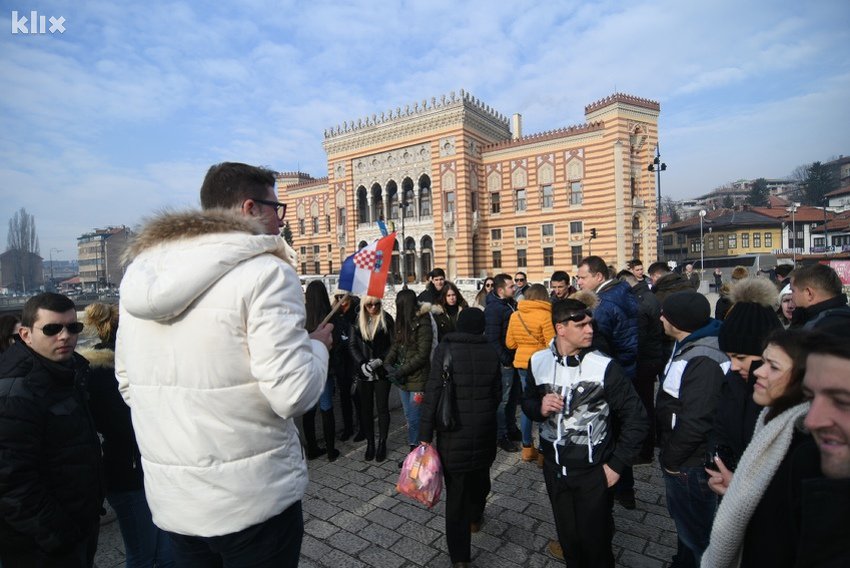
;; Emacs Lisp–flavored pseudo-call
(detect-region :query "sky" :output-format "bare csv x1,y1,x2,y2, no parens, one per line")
1,0,849,260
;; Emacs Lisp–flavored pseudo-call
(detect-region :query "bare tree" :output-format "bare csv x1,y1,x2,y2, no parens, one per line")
6,208,41,292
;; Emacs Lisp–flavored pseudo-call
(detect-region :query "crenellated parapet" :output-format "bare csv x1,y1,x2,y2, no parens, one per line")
481,121,605,152
584,93,660,114
323,89,509,139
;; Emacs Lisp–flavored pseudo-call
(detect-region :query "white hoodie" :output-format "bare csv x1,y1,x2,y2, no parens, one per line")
115,209,328,537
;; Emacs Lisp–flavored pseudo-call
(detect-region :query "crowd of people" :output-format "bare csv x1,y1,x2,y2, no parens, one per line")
1,161,849,568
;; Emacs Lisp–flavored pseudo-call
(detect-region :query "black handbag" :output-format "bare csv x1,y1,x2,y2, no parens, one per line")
435,347,459,432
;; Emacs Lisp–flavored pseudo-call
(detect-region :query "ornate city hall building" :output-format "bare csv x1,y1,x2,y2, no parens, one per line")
278,91,660,283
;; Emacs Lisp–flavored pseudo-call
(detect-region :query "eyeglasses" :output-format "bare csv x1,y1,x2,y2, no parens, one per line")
251,198,287,220
484,283,493,288
515,278,526,283
34,322,85,336
557,309,592,324
365,302,382,308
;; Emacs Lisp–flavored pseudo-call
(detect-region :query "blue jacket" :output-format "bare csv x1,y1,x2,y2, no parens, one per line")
593,280,639,380
484,292,516,367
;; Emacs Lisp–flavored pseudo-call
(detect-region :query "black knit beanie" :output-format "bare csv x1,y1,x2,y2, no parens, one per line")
661,291,710,333
718,302,782,355
456,309,485,335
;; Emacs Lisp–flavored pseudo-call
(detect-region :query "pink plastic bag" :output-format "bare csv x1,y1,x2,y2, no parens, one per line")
396,444,443,508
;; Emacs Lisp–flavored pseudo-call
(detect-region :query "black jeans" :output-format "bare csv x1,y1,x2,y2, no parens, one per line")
359,379,391,440
543,462,615,568
167,501,303,568
443,467,491,563
0,520,99,568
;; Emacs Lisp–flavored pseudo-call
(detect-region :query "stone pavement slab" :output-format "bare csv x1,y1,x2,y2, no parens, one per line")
96,405,678,568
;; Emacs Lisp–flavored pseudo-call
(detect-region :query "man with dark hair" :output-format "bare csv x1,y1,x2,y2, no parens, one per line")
657,291,730,567
514,271,530,300
789,264,850,334
647,261,670,288
774,264,793,290
417,268,446,304
576,256,638,379
484,273,519,452
0,293,103,566
117,162,333,566
549,270,574,301
199,162,278,211
798,333,850,567
628,259,649,292
523,298,647,567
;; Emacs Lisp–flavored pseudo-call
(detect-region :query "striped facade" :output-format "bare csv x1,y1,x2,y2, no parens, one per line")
279,91,660,283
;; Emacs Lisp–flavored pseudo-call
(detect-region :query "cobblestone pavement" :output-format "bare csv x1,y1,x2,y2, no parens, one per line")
96,402,678,568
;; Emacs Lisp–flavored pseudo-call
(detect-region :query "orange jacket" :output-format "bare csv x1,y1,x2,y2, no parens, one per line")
505,300,555,369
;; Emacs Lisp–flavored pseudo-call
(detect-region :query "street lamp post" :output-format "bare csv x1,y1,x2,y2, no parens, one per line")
648,145,667,261
400,197,408,289
699,210,706,286
787,202,799,263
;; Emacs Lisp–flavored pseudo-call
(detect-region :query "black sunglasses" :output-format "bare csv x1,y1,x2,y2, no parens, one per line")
34,322,85,336
515,278,526,283
251,198,287,220
365,302,382,308
557,309,592,324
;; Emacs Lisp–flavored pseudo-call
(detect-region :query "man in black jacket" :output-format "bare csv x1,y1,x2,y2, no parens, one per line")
656,291,729,568
484,273,519,452
798,334,850,567
0,293,103,567
789,263,850,336
523,299,648,567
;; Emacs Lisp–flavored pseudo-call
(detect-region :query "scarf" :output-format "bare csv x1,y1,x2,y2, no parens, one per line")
700,402,811,568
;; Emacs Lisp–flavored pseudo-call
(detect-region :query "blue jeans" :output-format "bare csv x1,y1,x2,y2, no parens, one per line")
496,366,514,440
319,373,335,411
517,369,534,446
167,501,302,567
663,466,717,567
398,389,422,446
108,489,175,568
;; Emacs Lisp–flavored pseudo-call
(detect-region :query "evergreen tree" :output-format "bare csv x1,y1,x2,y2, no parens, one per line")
722,194,735,209
281,221,294,247
748,178,770,207
801,162,835,206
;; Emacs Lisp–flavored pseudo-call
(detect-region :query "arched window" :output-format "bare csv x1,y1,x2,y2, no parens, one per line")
356,186,368,224
371,183,383,222
419,175,432,217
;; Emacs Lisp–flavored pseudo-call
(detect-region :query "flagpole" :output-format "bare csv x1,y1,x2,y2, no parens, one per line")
319,292,348,327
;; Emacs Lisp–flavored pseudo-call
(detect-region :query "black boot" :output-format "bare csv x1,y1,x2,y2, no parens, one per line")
321,410,341,462
364,438,375,461
375,438,387,462
302,408,326,460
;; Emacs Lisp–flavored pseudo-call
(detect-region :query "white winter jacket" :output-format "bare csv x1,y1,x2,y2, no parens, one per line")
115,209,328,537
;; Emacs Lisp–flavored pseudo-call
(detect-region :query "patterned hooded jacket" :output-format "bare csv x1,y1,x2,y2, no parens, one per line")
522,341,648,476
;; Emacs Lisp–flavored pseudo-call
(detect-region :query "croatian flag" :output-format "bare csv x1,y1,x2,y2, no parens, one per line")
338,233,396,298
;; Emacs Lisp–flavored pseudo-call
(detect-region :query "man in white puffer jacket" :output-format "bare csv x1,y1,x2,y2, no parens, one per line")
116,162,333,566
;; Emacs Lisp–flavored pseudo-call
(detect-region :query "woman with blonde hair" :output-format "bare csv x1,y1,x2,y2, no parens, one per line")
80,302,174,567
349,296,395,462
505,283,555,461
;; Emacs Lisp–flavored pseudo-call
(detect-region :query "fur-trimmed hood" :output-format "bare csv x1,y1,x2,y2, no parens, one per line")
120,209,297,322
569,289,600,311
728,277,779,310
77,346,115,369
